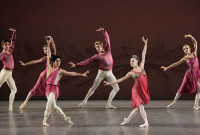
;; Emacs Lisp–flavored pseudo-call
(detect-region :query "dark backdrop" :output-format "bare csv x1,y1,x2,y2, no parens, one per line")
0,0,200,100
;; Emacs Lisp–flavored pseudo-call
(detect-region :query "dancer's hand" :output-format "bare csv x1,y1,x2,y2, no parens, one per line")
103,81,111,86
142,36,148,43
9,28,16,32
161,66,167,71
82,70,90,77
44,36,53,42
184,34,192,38
19,61,25,66
68,62,76,68
96,27,104,32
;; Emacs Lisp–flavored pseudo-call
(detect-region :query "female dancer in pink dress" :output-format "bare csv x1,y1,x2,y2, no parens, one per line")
104,37,150,127
43,37,89,126
19,36,56,109
161,34,200,110
0,28,17,111
68,27,119,109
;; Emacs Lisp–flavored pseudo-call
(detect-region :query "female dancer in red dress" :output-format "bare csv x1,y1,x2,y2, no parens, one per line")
0,28,17,111
161,34,200,110
104,37,150,127
19,36,56,109
43,37,89,126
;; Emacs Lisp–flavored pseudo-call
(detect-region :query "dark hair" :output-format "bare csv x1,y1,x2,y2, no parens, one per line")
43,45,47,48
50,54,61,63
1,40,9,46
132,55,139,61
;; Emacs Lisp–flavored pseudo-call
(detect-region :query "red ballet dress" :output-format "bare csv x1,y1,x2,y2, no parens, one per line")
177,54,200,94
131,69,150,108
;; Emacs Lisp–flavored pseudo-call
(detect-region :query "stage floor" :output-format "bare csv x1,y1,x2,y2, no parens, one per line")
0,100,200,135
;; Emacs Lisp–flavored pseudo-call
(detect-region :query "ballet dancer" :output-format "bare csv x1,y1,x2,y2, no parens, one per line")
0,28,17,111
104,37,150,127
161,34,200,110
43,37,90,126
68,27,119,109
19,36,56,109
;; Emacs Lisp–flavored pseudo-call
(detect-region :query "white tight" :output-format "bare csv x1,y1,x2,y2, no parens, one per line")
0,69,17,110
83,70,119,105
43,93,69,123
126,105,148,124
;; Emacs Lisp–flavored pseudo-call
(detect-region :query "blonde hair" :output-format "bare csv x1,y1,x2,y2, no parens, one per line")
132,55,139,61
94,41,103,47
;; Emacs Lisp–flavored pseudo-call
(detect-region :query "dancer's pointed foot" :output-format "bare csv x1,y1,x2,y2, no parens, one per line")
139,123,149,128
43,121,50,126
120,118,129,126
65,117,73,124
167,102,175,108
19,102,27,109
78,100,87,109
106,104,116,109
193,106,200,110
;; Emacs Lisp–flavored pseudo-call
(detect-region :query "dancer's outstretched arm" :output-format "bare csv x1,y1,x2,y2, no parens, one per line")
9,28,16,53
161,57,186,71
96,27,110,51
19,57,46,66
68,55,98,68
184,34,197,55
46,39,52,69
139,37,148,68
104,72,132,85
61,70,90,77
45,36,56,55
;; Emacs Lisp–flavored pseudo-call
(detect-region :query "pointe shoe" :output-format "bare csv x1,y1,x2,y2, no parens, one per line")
120,118,129,126
193,106,200,110
78,101,87,109
106,104,116,109
139,123,149,128
65,117,73,124
167,102,175,109
43,121,50,127
8,107,13,111
19,102,27,109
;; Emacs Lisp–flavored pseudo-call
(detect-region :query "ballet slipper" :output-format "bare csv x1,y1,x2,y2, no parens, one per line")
19,102,27,109
120,118,129,126
65,117,73,124
106,104,116,109
139,123,149,127
193,106,200,110
78,101,87,109
167,102,175,108
43,121,50,126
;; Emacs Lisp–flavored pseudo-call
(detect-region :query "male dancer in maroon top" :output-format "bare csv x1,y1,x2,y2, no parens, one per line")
69,27,119,109
0,28,17,111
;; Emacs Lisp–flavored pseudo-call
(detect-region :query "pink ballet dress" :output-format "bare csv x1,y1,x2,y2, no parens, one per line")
30,57,47,96
131,69,150,108
177,54,200,94
45,69,60,100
